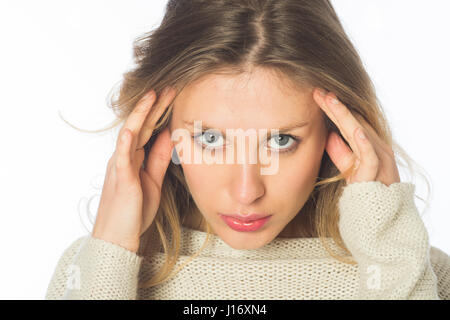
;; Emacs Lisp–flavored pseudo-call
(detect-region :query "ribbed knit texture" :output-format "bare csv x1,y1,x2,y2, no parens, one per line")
45,181,450,300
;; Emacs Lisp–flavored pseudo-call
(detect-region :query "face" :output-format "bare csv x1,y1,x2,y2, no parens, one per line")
168,67,328,250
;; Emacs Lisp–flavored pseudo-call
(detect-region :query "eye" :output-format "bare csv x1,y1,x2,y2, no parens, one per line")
192,130,225,150
266,134,301,154
192,131,301,154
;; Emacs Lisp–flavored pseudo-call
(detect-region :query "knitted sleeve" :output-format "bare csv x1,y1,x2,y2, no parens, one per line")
45,234,143,300
337,181,440,300
430,246,450,300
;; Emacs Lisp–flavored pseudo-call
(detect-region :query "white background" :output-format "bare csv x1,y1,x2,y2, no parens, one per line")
0,0,448,299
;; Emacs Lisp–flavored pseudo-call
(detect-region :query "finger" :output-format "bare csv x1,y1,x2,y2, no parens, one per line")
353,113,394,158
325,130,356,175
137,86,176,149
323,93,366,160
313,88,357,155
314,89,361,161
314,88,391,169
139,168,160,236
115,128,134,180
313,88,340,131
352,127,379,183
327,101,392,162
116,91,157,152
144,126,174,190
133,147,146,170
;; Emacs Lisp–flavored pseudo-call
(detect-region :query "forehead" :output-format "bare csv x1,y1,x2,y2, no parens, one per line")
172,68,316,125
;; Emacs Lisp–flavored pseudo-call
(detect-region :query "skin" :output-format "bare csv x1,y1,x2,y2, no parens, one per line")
102,67,401,252
168,68,329,250
313,90,400,187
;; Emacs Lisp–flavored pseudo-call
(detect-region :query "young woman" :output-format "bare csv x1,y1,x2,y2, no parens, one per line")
46,0,450,300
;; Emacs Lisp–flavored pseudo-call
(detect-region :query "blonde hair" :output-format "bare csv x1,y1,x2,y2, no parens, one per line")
61,0,432,290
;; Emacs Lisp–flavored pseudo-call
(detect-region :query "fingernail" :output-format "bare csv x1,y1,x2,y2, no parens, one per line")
318,89,327,97
121,129,130,142
139,99,152,111
148,91,156,100
330,97,339,105
358,128,366,140
354,159,361,170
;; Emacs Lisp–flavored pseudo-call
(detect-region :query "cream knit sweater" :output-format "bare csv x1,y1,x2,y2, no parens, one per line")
45,181,450,300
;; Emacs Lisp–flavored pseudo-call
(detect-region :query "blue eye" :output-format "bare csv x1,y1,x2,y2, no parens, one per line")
266,134,300,154
191,131,301,154
193,130,225,150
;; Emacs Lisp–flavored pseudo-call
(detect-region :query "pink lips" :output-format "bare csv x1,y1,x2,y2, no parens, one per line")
219,213,272,232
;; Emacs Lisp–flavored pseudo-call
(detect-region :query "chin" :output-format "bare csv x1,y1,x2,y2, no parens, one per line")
216,226,275,250
227,241,269,250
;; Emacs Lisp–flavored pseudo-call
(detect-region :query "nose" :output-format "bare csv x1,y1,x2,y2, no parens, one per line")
230,163,265,206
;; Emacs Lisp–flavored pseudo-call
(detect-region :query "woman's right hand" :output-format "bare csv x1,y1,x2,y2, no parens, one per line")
91,86,176,253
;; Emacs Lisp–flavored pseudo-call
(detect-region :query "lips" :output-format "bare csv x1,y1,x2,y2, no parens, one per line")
219,213,272,223
219,214,271,232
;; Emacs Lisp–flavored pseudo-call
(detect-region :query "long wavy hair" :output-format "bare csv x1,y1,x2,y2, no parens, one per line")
61,0,431,290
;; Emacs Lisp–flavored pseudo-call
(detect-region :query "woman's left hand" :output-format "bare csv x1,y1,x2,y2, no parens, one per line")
313,88,401,187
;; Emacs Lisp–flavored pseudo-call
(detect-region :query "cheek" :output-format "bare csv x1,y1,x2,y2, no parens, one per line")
181,163,223,201
181,164,203,193
273,143,324,198
276,160,315,195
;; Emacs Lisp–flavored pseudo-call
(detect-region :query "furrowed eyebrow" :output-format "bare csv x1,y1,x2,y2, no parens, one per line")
275,121,310,133
183,120,310,134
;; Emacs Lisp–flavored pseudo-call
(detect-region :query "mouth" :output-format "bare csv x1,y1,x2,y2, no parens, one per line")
219,213,272,232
